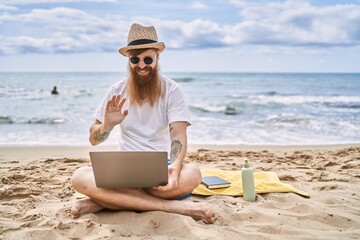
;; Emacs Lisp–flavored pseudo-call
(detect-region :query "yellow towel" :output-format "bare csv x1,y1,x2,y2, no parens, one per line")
192,168,309,198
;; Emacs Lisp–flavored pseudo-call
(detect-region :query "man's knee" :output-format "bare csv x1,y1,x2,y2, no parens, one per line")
183,164,202,187
71,167,93,193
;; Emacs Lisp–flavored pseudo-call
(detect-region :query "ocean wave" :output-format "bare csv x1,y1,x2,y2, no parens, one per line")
260,91,280,96
0,116,65,124
73,89,94,98
173,77,194,83
251,95,360,105
0,116,14,124
258,116,311,125
324,102,360,109
25,118,65,124
189,105,224,113
1,84,97,101
189,104,242,115
189,95,360,117
0,87,48,100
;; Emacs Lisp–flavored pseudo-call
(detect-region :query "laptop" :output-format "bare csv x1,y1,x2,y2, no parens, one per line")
89,151,168,188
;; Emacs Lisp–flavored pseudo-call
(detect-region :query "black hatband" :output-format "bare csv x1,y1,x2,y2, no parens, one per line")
128,39,157,46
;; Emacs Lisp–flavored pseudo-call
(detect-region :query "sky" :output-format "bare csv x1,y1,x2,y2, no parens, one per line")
0,0,359,72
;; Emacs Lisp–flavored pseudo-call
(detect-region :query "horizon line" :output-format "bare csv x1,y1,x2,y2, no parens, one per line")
0,71,359,74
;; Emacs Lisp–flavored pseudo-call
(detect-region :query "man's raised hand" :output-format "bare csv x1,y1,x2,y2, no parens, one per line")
104,95,128,129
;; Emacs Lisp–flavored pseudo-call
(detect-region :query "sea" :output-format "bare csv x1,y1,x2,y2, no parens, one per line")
0,72,359,146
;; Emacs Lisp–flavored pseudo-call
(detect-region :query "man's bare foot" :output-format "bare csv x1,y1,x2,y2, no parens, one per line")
71,198,104,218
173,200,215,224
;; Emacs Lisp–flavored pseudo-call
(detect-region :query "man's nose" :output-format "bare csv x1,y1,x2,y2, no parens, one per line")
138,60,146,69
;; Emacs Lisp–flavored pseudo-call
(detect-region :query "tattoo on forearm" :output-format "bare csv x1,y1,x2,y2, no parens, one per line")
170,139,182,163
94,129,109,143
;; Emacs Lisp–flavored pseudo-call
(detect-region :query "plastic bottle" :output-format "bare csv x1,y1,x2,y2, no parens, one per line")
242,159,256,202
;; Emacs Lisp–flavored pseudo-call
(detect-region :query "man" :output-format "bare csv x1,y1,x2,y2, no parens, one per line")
70,23,215,224
51,86,59,95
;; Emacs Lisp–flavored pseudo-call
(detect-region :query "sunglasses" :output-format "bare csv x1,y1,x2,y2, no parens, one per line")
129,56,154,65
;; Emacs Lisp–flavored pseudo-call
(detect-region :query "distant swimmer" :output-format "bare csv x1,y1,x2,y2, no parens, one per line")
51,86,59,95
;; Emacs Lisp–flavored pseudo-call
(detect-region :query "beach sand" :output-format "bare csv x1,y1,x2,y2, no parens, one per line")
0,145,359,239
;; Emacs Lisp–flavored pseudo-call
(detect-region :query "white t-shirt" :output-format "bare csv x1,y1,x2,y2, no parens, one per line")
95,75,191,154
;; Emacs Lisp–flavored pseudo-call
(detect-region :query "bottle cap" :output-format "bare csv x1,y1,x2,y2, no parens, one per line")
244,159,250,168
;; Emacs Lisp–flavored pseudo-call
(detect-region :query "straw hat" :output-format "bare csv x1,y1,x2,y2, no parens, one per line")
119,23,165,56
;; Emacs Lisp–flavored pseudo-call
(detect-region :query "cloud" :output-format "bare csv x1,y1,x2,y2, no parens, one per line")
143,0,360,50
2,0,116,4
229,0,360,47
190,1,208,10
147,18,226,49
0,7,127,54
0,4,18,11
0,1,360,55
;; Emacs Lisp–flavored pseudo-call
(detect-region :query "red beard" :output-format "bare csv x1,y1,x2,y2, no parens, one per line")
127,64,162,106
131,65,156,85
